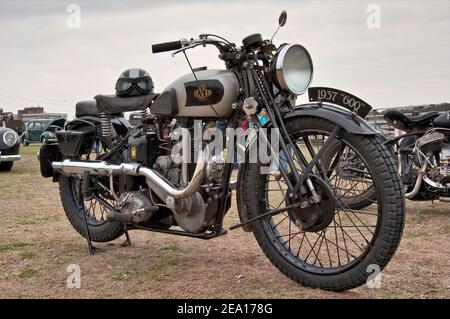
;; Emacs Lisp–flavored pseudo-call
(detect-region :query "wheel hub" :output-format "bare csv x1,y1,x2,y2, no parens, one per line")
288,175,335,232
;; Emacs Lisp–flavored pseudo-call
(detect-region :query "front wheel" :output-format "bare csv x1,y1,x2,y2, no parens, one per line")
243,117,405,291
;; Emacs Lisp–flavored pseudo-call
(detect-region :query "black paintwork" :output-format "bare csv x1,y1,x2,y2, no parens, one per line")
285,103,379,135
150,88,178,116
433,112,450,128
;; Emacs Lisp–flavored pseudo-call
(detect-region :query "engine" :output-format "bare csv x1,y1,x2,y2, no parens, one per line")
124,117,227,233
439,146,450,177
416,131,450,191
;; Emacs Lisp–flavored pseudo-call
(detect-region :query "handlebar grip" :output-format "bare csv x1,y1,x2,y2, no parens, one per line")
151,40,183,53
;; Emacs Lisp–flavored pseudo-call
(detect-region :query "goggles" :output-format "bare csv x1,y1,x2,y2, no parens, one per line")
116,77,153,95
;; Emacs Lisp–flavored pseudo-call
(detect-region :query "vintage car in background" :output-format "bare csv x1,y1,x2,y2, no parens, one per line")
21,118,65,146
40,118,65,145
0,108,21,171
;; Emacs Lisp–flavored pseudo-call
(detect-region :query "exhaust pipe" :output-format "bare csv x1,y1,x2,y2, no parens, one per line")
52,152,207,199
405,162,427,199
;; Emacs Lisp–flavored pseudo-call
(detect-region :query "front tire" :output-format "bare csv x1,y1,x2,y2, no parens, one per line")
243,117,405,291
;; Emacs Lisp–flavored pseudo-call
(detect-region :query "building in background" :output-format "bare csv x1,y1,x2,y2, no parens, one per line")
16,106,67,122
0,105,67,134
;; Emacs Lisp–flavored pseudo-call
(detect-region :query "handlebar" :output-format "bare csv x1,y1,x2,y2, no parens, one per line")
152,36,237,56
151,40,184,54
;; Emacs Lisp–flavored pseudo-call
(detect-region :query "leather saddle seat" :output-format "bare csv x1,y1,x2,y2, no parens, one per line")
75,100,100,117
384,110,440,131
95,93,158,114
75,93,158,117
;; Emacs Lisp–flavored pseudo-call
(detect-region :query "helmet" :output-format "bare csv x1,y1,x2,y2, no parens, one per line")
115,68,154,97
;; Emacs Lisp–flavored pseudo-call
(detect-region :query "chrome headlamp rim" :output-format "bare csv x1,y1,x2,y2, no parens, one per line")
274,43,314,95
3,130,19,147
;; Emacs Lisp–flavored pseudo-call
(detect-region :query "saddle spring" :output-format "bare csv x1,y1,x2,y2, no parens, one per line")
100,112,113,139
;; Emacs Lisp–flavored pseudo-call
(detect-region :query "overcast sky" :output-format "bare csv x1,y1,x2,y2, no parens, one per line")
0,0,449,118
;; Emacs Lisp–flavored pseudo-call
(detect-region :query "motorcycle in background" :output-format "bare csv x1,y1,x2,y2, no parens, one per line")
384,110,450,201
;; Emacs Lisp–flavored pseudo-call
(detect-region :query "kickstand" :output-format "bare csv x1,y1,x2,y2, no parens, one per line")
123,225,132,247
80,172,96,255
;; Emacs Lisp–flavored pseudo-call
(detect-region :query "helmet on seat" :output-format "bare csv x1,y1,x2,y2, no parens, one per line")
115,68,154,97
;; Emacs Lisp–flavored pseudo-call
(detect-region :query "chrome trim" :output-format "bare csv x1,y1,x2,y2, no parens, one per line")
0,154,21,162
2,130,19,147
423,175,450,189
274,43,314,95
52,150,208,199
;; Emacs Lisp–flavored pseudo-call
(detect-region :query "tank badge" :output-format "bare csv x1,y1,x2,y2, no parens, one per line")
193,87,212,101
184,80,224,106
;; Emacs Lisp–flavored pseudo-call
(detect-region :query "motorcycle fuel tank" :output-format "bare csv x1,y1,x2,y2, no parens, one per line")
155,69,240,118
433,112,450,129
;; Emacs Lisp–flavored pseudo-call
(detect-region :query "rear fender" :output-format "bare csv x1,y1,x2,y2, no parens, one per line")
39,115,129,179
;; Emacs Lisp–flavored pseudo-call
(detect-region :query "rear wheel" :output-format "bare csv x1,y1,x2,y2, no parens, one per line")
243,117,405,291
321,141,376,209
59,175,124,242
0,162,14,171
58,138,124,242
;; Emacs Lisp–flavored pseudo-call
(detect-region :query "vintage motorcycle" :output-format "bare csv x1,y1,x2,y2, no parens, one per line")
384,109,450,201
39,11,405,291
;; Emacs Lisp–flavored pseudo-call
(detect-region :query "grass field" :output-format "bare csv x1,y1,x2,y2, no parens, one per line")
0,145,449,298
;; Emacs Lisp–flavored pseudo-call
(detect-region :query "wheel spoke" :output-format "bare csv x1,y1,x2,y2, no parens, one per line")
263,130,380,272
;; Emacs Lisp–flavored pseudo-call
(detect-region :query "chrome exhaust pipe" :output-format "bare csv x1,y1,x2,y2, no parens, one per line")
52,152,207,199
405,162,427,199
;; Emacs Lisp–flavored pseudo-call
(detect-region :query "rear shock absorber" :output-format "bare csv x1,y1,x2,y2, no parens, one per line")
100,112,113,139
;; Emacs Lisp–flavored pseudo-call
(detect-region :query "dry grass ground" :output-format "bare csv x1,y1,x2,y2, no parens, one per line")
0,145,449,298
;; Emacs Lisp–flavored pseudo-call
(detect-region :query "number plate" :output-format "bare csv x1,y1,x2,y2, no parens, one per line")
308,87,372,118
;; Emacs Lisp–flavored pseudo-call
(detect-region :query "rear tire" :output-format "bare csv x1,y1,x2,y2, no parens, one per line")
321,140,376,210
243,117,405,291
0,162,14,171
59,175,124,243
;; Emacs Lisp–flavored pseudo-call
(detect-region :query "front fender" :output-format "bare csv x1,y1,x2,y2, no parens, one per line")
285,103,379,135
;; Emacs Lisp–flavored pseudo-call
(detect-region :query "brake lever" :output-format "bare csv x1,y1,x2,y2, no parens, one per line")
171,43,198,57
171,36,211,57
